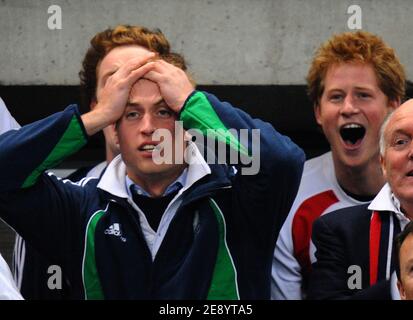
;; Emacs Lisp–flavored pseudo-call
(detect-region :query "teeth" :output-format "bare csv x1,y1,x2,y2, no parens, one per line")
343,124,362,129
340,124,366,145
141,145,156,151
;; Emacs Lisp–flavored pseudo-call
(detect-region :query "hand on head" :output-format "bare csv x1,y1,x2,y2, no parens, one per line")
83,53,194,136
143,59,195,113
94,52,156,124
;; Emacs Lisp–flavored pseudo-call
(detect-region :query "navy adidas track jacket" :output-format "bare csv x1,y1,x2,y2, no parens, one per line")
0,91,304,299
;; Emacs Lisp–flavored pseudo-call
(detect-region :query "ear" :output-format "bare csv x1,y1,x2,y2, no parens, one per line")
398,280,407,300
388,98,400,112
113,123,120,146
90,100,97,111
314,103,322,126
110,124,120,147
380,154,387,180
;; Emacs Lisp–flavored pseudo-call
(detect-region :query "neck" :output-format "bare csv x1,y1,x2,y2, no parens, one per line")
334,156,385,197
399,202,413,221
105,144,118,163
127,165,186,198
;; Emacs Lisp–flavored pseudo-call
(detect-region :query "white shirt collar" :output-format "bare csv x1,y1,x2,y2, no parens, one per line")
368,183,399,213
368,183,410,226
97,141,211,198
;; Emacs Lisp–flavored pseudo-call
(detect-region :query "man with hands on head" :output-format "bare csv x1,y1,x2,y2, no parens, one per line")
0,25,304,299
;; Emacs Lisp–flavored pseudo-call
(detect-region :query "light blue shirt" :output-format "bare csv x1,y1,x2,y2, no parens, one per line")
125,168,188,198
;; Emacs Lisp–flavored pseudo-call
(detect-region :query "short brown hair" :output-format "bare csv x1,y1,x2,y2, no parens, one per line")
79,25,190,109
307,31,406,106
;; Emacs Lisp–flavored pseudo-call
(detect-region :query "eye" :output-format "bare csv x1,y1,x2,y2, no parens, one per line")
126,111,140,119
157,108,173,118
393,137,409,149
329,94,343,102
356,92,371,99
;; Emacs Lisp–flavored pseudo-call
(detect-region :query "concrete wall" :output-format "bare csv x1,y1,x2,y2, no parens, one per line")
0,0,412,85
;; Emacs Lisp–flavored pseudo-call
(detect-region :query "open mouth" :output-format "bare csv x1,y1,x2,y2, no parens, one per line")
138,144,158,152
340,124,366,146
406,170,413,177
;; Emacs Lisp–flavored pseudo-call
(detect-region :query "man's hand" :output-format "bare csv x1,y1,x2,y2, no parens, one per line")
81,52,156,136
143,60,195,113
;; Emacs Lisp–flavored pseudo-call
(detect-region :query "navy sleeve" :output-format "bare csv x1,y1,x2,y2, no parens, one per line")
0,105,89,262
180,90,305,255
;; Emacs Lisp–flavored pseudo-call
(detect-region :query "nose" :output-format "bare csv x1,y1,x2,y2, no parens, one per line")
408,142,413,160
340,96,359,117
139,114,156,136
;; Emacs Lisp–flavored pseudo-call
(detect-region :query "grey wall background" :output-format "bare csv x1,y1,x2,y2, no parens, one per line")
0,0,412,86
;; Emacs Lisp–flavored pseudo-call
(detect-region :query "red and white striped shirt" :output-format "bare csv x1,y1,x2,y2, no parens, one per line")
271,152,368,299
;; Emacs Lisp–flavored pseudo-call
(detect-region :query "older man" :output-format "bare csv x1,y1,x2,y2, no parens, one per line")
308,99,413,300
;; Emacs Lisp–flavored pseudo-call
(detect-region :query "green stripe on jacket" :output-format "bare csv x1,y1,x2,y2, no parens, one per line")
180,92,249,157
22,115,87,188
83,210,105,300
207,198,240,300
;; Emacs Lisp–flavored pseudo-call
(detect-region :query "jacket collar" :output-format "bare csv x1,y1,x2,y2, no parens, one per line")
97,142,213,199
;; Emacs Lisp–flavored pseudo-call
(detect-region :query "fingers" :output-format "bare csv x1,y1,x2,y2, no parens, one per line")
100,57,156,98
140,60,194,113
142,60,186,83
127,62,157,85
142,69,163,83
116,57,180,86
113,52,156,80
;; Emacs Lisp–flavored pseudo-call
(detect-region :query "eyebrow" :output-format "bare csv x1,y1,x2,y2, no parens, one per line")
390,129,409,137
324,88,344,93
325,86,375,93
353,86,375,91
154,99,168,107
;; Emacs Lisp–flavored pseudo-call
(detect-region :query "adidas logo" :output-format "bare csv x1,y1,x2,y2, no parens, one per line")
104,223,127,242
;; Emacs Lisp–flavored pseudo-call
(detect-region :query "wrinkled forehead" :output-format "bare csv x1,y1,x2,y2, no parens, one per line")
386,102,413,137
129,79,162,103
